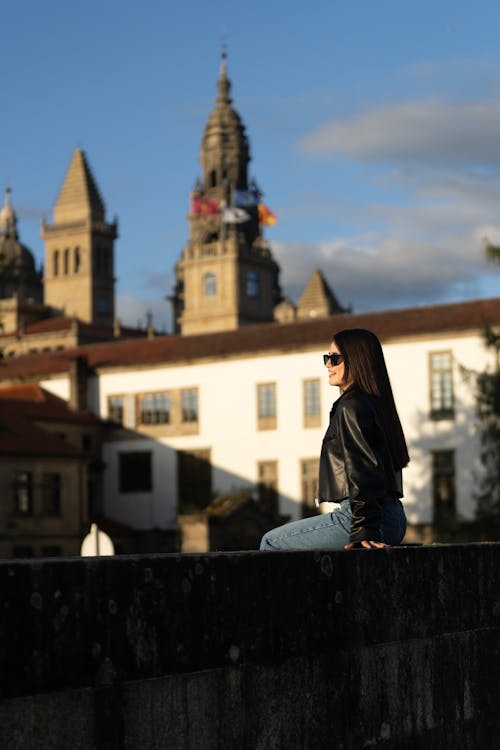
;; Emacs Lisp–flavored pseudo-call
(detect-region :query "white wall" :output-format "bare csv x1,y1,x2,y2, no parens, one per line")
47,330,493,531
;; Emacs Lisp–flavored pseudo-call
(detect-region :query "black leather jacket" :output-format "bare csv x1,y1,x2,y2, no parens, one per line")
317,387,403,544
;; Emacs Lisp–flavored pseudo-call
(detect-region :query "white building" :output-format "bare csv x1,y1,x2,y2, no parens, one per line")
1,296,497,543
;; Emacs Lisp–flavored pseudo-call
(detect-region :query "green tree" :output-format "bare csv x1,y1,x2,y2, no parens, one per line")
475,239,500,519
475,328,500,520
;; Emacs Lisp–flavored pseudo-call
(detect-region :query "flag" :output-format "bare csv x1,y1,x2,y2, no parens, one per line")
222,207,251,224
191,197,219,215
234,189,259,208
258,203,277,226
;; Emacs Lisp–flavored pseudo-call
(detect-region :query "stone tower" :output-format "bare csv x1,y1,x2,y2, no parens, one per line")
42,149,117,327
172,54,281,335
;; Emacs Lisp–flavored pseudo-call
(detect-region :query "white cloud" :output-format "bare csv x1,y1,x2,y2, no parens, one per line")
273,229,494,314
284,95,500,311
299,100,500,168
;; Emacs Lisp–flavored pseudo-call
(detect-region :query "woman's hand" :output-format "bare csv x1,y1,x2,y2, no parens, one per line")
344,540,388,550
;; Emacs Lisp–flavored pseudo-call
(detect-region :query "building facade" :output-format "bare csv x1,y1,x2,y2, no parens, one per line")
0,297,496,550
0,383,104,558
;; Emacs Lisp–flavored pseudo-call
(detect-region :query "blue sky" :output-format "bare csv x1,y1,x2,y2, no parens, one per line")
3,0,500,330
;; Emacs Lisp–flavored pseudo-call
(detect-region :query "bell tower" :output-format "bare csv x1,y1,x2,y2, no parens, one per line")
42,149,117,327
172,54,281,336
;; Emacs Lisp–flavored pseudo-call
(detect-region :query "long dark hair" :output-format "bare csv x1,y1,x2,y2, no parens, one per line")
332,328,409,470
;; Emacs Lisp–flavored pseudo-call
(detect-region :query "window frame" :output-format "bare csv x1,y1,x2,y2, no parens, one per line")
300,457,320,518
257,460,279,513
246,270,260,298
108,395,125,425
257,382,277,430
41,472,62,516
138,392,171,426
203,272,217,297
429,350,454,420
181,388,199,423
303,378,321,428
13,471,34,515
432,449,456,527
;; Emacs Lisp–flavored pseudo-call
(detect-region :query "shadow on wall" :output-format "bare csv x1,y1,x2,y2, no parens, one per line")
102,424,296,554
402,381,500,542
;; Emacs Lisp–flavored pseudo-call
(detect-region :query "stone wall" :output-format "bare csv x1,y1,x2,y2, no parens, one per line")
1,544,499,749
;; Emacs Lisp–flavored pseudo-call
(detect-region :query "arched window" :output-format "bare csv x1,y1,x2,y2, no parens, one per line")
74,247,80,273
246,271,260,298
209,170,217,188
63,248,69,275
53,250,59,276
204,272,217,297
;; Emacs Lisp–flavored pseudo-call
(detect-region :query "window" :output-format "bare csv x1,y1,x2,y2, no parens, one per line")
303,379,321,428
181,388,198,423
41,473,61,515
204,272,217,296
63,248,70,275
82,434,93,452
429,351,454,419
13,472,33,515
119,451,152,493
432,450,456,527
108,395,124,424
53,250,59,276
301,458,319,518
139,393,171,425
74,246,81,273
97,296,108,313
257,460,278,514
257,383,277,430
246,271,260,298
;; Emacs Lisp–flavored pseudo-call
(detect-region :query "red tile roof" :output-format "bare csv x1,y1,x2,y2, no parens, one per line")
0,384,99,456
0,314,148,339
0,297,499,382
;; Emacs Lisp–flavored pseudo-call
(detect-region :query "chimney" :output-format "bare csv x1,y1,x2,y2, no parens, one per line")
69,356,88,411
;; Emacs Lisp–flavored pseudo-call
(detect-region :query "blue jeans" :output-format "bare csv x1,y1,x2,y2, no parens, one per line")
259,498,407,551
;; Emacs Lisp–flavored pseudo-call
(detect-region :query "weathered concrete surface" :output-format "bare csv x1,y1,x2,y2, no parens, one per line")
0,544,499,748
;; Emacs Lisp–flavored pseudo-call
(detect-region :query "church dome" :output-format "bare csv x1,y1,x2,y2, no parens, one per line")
0,188,43,302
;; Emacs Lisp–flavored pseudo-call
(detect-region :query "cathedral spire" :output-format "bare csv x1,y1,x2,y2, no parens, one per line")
217,50,231,104
172,57,282,336
200,55,250,194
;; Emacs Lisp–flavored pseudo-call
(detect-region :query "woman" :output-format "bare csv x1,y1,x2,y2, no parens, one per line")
260,328,409,551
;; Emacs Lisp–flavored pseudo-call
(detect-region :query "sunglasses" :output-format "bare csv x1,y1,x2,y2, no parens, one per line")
323,353,344,366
